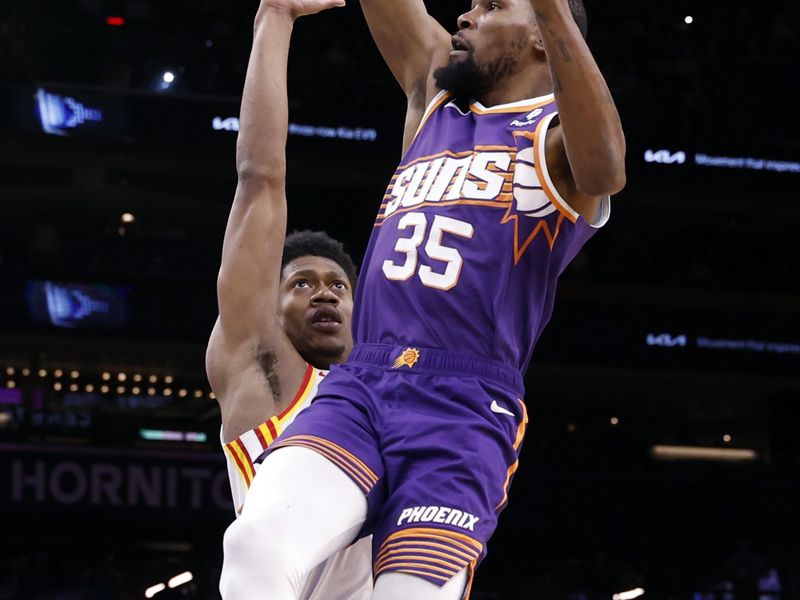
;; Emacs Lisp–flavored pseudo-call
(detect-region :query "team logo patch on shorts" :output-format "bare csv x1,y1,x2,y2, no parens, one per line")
392,347,420,369
396,505,480,531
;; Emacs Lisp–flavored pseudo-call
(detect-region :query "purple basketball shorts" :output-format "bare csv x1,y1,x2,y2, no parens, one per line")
258,343,528,589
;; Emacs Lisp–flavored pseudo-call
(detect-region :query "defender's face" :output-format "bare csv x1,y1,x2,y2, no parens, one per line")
451,0,536,73
279,256,354,369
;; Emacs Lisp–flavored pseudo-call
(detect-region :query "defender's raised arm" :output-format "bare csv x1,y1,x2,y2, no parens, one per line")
207,0,345,438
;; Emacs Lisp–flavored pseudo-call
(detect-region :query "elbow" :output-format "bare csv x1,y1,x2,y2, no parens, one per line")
575,170,626,197
573,144,627,197
236,153,286,188
577,166,626,197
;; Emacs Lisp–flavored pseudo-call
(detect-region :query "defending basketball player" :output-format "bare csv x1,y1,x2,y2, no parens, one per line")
221,0,625,598
207,0,371,598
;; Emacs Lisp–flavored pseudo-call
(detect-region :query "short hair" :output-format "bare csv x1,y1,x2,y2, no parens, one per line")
281,230,358,288
568,0,588,40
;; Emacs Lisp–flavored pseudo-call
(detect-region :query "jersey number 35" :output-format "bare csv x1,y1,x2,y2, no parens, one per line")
382,212,474,291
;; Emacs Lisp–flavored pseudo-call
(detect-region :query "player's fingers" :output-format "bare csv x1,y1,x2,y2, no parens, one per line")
303,0,344,16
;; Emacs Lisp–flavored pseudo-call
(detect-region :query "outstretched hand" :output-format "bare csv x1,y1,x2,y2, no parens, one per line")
262,0,345,20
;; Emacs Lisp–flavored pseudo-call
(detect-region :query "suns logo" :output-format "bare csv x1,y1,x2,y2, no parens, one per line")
511,144,556,219
498,131,574,264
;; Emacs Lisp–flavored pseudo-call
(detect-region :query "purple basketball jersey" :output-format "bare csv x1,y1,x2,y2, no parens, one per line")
354,91,609,372
257,91,612,589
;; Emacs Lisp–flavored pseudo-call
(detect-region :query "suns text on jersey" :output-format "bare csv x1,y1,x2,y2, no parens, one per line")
383,150,516,218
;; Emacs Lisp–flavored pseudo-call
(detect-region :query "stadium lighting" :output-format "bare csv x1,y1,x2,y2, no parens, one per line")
155,69,180,92
6,381,15,389
684,15,693,24
5,367,13,376
652,445,756,462
21,368,30,377
141,429,182,442
121,212,135,224
610,417,620,426
613,589,645,600
70,370,79,378
140,429,207,443
723,434,732,443
167,571,193,588
144,582,165,598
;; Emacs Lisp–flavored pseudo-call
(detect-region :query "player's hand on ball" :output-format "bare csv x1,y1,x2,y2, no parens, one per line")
262,0,345,19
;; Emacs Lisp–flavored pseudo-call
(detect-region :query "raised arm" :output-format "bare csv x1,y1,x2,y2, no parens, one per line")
533,0,626,205
207,0,344,411
359,0,452,147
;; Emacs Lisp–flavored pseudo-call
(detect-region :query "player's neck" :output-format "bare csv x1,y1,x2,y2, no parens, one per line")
477,63,553,108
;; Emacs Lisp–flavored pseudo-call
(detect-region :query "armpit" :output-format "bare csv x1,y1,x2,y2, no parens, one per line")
256,350,280,403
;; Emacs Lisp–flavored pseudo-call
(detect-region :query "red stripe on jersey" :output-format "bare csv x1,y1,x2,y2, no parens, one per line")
277,364,314,420
237,439,255,480
266,419,279,441
226,441,251,486
254,425,269,449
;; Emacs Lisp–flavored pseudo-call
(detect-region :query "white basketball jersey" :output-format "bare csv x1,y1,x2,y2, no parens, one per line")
222,364,372,600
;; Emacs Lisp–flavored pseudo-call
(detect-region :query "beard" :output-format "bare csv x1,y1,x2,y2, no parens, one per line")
433,52,493,103
433,42,526,103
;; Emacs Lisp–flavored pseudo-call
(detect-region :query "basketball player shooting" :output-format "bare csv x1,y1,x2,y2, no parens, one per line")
208,0,372,598
221,0,625,599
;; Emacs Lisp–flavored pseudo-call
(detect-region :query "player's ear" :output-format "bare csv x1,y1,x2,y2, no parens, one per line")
530,22,546,54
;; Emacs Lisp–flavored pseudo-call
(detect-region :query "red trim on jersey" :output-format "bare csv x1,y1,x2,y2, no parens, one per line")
277,364,314,419
266,419,279,440
226,440,251,486
238,440,256,480
254,426,269,449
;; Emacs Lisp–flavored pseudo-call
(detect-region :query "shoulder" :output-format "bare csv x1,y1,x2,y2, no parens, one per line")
209,321,309,421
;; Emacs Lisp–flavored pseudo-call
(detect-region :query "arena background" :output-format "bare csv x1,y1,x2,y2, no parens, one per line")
0,0,798,598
